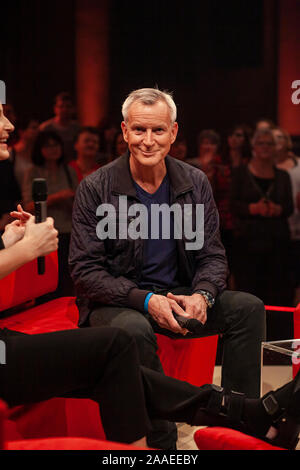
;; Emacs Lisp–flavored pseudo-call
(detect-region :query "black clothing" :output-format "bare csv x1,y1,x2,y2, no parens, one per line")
0,159,21,219
231,165,294,305
0,326,218,445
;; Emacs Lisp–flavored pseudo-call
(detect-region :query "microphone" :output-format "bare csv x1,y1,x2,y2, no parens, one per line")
173,312,205,334
32,178,48,275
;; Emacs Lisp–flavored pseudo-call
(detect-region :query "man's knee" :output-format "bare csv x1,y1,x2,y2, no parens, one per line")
117,311,157,346
220,290,266,336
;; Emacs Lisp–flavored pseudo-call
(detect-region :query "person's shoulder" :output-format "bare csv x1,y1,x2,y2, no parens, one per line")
184,157,201,169
78,158,117,190
274,165,290,176
168,156,204,176
66,162,78,179
39,118,55,130
274,165,293,183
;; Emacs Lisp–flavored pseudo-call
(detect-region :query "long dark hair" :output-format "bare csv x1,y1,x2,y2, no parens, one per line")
221,124,252,165
31,131,65,167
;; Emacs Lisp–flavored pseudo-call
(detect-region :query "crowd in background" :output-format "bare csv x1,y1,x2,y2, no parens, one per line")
1,92,300,310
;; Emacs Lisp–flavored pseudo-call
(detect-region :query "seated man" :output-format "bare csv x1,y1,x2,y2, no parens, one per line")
69,88,266,449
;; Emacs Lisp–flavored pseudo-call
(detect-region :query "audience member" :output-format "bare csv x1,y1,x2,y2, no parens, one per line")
40,92,80,162
169,133,188,161
231,128,294,307
273,127,299,170
186,129,221,186
109,130,128,162
214,125,252,281
255,117,276,131
10,117,39,188
222,125,252,167
273,127,300,304
101,122,120,160
22,131,78,297
69,127,101,183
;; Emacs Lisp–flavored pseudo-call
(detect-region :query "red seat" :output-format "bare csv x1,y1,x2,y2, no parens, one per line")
193,427,285,450
156,334,218,386
0,398,147,450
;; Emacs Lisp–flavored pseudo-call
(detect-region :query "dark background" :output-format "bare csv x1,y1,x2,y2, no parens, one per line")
1,0,279,155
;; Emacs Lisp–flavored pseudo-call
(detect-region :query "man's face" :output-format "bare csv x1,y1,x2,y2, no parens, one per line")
54,99,73,120
75,132,100,159
0,102,14,160
121,100,178,168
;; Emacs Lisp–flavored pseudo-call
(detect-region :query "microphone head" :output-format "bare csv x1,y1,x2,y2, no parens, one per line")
32,178,47,202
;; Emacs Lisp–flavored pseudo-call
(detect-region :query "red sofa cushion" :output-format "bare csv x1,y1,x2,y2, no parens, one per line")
194,427,285,450
7,437,148,450
0,297,78,335
0,252,58,312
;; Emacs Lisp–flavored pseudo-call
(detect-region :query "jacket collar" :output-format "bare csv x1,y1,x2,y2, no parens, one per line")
112,153,193,199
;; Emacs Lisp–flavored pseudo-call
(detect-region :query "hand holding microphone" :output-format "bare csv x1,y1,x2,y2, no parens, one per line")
172,311,205,334
9,180,58,267
22,216,58,260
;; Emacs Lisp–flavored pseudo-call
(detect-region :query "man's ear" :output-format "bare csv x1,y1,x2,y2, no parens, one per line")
171,122,179,144
121,121,128,143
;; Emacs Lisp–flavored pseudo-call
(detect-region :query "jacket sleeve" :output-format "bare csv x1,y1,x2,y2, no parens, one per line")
191,173,228,298
69,177,150,312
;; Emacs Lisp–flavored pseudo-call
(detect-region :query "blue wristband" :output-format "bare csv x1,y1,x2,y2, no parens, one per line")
144,292,154,313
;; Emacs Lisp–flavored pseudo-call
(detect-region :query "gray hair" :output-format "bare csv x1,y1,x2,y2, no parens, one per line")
122,88,177,124
252,128,276,146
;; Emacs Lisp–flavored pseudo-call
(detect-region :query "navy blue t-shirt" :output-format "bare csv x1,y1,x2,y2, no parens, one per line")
133,174,179,291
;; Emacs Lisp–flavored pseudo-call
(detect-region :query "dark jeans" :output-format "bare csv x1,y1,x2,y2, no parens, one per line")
0,327,216,445
89,289,266,398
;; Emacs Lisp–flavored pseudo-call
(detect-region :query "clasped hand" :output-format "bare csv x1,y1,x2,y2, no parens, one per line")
2,204,58,257
147,292,207,336
251,199,282,217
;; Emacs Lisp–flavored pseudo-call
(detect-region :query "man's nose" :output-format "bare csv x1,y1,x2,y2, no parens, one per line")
143,130,154,146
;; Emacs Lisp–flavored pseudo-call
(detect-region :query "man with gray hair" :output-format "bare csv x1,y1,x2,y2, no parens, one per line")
69,87,266,450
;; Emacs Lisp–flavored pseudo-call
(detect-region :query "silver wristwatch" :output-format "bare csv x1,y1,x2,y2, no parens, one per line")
198,290,215,308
